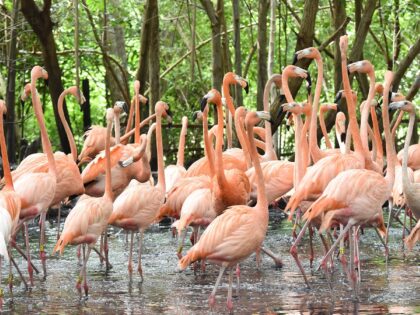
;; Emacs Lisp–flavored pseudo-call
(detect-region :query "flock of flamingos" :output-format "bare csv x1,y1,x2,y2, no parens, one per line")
0,35,419,312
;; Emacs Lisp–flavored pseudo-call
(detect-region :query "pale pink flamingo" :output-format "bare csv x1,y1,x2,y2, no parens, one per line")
0,100,22,309
108,101,172,280
12,66,58,283
53,107,115,297
164,116,188,193
179,110,271,312
303,70,396,290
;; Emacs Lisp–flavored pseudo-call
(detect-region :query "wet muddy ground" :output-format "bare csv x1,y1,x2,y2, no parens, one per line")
1,211,419,314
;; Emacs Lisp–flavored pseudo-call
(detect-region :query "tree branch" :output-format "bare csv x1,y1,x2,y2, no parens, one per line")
393,38,420,92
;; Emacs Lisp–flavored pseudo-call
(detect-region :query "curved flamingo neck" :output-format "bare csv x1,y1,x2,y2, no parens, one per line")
402,111,415,191
30,79,57,179
146,123,156,162
319,108,332,149
281,74,294,104
341,51,364,159
301,106,311,167
215,99,228,189
234,109,252,168
360,72,376,153
177,119,187,167
370,105,383,166
203,110,216,177
262,77,277,159
382,73,396,189
309,57,325,162
246,119,268,211
0,106,13,189
222,77,235,149
121,113,157,144
156,111,166,192
104,116,113,200
114,112,121,144
134,92,140,144
58,91,77,162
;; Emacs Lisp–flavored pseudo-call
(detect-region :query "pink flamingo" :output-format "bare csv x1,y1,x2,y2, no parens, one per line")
53,107,115,297
179,110,271,312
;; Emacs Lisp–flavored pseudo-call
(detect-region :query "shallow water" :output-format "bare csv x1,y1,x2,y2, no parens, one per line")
1,212,419,314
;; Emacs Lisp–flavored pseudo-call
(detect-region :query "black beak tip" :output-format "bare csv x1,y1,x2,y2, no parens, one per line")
192,111,198,121
347,66,351,76
168,122,173,129
340,132,346,143
292,53,298,65
44,78,49,86
244,82,249,94
123,102,129,114
146,99,149,107
200,97,207,112
334,92,343,104
286,124,290,131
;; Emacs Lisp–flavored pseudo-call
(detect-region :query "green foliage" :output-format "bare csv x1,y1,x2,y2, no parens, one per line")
0,0,418,164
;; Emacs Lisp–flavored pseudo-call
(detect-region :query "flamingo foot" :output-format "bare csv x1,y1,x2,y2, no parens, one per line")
226,297,234,312
208,293,216,309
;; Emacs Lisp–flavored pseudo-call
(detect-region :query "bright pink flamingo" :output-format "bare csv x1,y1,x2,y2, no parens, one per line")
179,110,271,312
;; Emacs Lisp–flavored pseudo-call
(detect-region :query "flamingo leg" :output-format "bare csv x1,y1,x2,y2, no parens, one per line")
309,224,314,268
8,249,13,297
292,208,302,239
10,253,28,290
76,245,84,297
137,229,144,282
24,222,34,287
354,227,361,283
402,207,407,250
10,241,40,274
128,231,134,274
83,246,92,297
338,223,350,280
99,234,104,265
235,264,240,297
56,203,62,241
260,246,283,268
177,229,187,259
317,221,353,272
349,227,357,292
289,219,310,287
77,245,82,266
227,267,234,312
208,265,227,309
385,199,394,255
39,211,47,278
104,228,112,270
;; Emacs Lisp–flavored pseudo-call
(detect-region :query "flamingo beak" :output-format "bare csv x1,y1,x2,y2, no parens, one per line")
200,97,208,112
306,72,312,95
334,91,343,104
244,81,249,94
340,132,346,143
192,111,199,122
292,53,298,65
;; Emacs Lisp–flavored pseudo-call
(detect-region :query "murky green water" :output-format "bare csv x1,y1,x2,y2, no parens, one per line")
1,211,419,314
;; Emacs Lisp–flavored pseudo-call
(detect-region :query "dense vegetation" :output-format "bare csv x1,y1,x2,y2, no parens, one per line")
0,0,418,167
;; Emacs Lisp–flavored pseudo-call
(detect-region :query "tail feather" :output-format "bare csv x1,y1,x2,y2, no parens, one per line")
53,232,74,255
303,197,344,222
178,248,200,270
405,223,420,251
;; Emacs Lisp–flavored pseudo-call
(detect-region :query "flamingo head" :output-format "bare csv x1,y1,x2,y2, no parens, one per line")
245,110,271,129
200,89,222,112
389,100,415,114
320,103,338,113
21,83,31,101
293,47,320,64
339,35,349,55
192,110,203,122
155,101,173,127
67,86,86,104
347,60,374,75
31,66,48,82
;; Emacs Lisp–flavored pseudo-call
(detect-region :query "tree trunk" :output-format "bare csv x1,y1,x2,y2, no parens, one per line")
20,0,71,153
136,0,153,94
200,0,223,91
270,0,319,130
257,0,269,110
5,0,19,163
148,0,160,171
104,0,130,104
231,0,243,106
